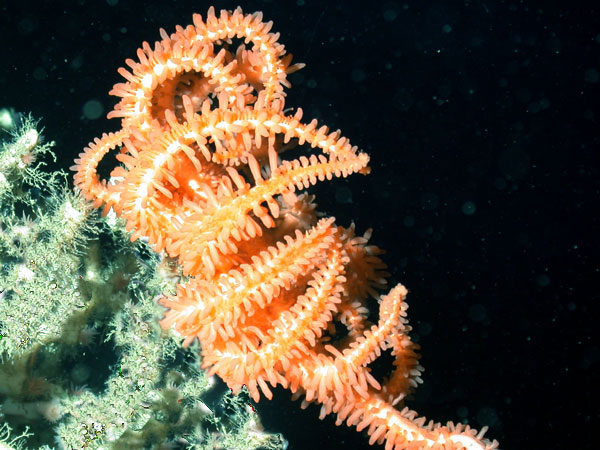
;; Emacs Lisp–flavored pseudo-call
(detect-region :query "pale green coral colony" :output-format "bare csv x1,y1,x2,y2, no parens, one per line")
0,108,288,450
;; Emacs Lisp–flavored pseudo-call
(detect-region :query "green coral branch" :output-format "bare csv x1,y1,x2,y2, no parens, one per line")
0,110,287,450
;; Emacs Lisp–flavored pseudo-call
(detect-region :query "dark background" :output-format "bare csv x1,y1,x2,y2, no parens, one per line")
1,1,598,449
